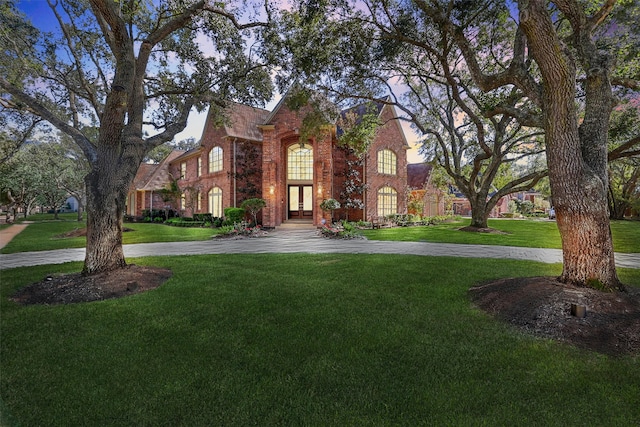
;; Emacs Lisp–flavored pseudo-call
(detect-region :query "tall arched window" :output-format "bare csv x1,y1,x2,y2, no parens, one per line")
208,187,223,217
209,146,223,173
377,186,397,217
377,149,397,175
287,143,313,180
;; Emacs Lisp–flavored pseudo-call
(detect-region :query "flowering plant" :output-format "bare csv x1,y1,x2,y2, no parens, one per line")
320,198,341,211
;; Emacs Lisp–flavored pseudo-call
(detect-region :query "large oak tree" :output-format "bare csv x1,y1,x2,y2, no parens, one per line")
1,0,273,274
279,0,639,291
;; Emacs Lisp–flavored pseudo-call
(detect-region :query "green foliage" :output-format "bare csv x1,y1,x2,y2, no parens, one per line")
319,198,340,211
319,221,361,239
224,207,245,224
336,103,381,157
145,137,199,164
513,199,534,216
608,101,640,218
240,198,267,225
158,179,181,204
283,86,337,144
1,0,275,270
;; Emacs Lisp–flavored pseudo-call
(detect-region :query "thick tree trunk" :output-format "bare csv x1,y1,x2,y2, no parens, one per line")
83,168,128,274
82,142,143,275
469,200,490,229
519,0,621,291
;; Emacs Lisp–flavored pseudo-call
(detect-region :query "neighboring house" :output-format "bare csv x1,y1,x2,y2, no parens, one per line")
449,187,546,218
126,150,185,217
406,163,446,217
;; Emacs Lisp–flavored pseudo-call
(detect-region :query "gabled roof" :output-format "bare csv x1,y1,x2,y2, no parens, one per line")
262,94,289,126
223,103,270,141
171,147,201,163
136,150,185,191
326,97,387,137
407,163,434,189
132,163,158,190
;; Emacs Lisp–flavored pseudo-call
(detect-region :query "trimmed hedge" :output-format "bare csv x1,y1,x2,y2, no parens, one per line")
224,207,245,224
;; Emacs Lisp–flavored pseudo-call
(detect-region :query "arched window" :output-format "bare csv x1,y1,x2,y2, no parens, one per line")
208,187,223,217
377,186,397,217
377,149,397,175
287,143,313,180
208,146,223,173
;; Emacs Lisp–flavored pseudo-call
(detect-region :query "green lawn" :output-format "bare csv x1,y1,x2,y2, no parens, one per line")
1,222,219,254
361,218,640,253
4,217,639,254
1,254,639,426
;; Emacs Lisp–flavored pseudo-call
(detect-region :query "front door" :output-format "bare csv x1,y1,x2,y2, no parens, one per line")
288,185,313,219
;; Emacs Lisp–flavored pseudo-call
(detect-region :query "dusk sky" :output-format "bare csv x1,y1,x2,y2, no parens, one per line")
15,0,425,162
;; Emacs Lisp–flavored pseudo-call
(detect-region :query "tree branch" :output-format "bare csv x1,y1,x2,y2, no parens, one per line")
0,76,97,164
609,134,640,160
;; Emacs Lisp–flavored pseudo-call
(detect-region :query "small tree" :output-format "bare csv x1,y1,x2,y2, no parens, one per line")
240,198,266,226
320,197,341,222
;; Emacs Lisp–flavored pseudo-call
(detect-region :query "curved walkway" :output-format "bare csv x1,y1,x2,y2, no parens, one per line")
1,225,639,270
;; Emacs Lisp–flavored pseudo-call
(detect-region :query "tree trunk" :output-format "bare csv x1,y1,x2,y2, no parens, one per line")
469,200,490,229
466,191,494,229
519,1,621,291
83,168,127,274
81,135,148,275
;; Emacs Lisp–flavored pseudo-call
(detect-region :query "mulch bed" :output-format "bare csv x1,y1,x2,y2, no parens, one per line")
10,265,172,305
469,276,640,356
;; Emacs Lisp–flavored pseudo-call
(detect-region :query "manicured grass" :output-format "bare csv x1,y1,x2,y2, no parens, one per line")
1,222,220,254
1,255,639,426
361,218,640,253
13,212,84,222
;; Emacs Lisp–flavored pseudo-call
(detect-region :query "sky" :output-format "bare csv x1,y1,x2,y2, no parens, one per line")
16,0,426,163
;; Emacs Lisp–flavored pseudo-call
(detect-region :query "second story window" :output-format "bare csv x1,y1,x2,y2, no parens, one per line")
180,162,186,179
209,146,223,173
287,143,313,180
377,149,397,175
197,157,202,177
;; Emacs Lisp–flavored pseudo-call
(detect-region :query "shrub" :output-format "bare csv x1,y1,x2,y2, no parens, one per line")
240,198,267,225
224,207,245,224
320,198,341,211
215,222,267,238
319,220,362,239
193,213,213,223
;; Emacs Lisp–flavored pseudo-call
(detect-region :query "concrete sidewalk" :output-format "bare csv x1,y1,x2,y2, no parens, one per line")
1,226,639,270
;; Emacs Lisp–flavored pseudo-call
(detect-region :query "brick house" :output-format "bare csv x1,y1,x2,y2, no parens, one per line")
126,150,185,218
406,163,446,217
130,96,424,227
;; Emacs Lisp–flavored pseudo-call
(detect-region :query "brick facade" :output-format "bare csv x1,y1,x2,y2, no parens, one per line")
129,98,423,227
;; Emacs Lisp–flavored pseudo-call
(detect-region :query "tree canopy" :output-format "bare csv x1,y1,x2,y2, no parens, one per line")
0,0,274,273
276,0,639,290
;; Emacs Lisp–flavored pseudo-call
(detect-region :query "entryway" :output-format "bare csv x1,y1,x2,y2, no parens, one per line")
288,185,313,220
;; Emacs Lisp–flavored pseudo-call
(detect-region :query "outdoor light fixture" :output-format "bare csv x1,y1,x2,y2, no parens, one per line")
317,185,323,195
269,185,275,195
571,304,587,318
